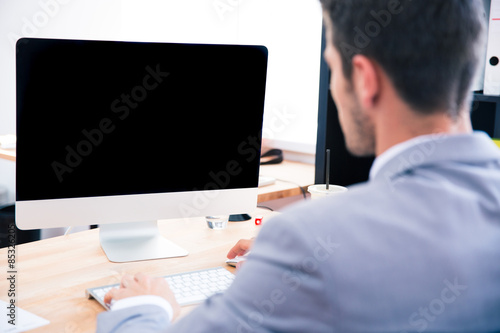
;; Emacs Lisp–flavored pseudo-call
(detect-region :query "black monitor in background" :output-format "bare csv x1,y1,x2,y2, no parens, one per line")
471,93,500,140
315,27,374,187
16,38,268,262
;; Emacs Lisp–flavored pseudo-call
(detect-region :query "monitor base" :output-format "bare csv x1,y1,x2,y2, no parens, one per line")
99,221,188,263
229,214,252,222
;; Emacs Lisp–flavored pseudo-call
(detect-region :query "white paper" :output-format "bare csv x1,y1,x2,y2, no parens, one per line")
484,0,500,95
1,300,50,333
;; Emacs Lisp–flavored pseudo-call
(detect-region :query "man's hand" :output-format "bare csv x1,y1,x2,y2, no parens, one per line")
227,238,255,266
104,273,181,321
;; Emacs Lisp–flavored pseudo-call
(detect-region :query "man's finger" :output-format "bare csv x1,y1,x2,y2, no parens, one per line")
134,272,149,282
104,288,117,305
121,274,134,288
134,273,152,288
227,239,253,259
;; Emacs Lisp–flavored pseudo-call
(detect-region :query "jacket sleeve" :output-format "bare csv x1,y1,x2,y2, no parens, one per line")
96,304,171,333
96,212,335,333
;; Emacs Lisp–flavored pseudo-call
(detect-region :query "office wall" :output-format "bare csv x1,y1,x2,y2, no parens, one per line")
473,0,493,91
119,0,323,158
0,0,323,202
0,0,122,203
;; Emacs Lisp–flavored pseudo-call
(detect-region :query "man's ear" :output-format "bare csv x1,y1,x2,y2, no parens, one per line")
351,55,380,109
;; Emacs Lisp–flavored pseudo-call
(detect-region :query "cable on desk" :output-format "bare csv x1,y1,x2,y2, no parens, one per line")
257,205,274,212
274,178,308,200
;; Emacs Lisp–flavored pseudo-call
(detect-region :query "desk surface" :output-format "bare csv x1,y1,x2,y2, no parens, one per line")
258,160,315,202
0,148,15,162
0,208,279,333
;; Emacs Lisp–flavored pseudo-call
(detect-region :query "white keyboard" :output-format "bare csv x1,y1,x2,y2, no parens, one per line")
86,267,235,310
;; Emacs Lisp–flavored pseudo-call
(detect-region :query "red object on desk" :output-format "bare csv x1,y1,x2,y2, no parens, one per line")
255,216,263,225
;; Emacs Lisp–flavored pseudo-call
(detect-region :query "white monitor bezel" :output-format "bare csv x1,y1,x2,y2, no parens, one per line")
16,187,258,230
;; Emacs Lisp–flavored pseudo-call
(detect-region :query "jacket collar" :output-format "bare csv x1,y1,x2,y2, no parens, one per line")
371,131,500,183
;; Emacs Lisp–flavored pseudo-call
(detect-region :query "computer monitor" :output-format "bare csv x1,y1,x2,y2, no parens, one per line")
16,38,268,262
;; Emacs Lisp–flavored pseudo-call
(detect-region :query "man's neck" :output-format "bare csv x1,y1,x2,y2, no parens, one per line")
374,106,473,157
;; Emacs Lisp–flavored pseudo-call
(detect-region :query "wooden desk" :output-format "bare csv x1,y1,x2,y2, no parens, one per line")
0,148,15,162
0,209,278,333
258,160,315,202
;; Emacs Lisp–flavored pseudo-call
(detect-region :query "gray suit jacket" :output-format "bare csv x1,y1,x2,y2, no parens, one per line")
97,132,500,332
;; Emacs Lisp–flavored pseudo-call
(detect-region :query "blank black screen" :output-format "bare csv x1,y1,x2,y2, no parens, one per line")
16,38,268,201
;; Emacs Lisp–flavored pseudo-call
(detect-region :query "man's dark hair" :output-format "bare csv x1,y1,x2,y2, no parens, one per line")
320,0,487,118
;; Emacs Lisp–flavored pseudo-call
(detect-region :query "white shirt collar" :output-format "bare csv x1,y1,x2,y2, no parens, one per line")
369,134,442,180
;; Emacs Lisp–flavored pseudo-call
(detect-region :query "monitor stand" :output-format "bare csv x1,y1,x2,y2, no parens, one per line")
99,221,189,263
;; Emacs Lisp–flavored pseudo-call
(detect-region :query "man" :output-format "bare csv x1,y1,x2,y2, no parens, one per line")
97,0,500,332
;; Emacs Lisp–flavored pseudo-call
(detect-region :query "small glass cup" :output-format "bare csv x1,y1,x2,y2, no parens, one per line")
308,184,348,200
206,215,229,230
